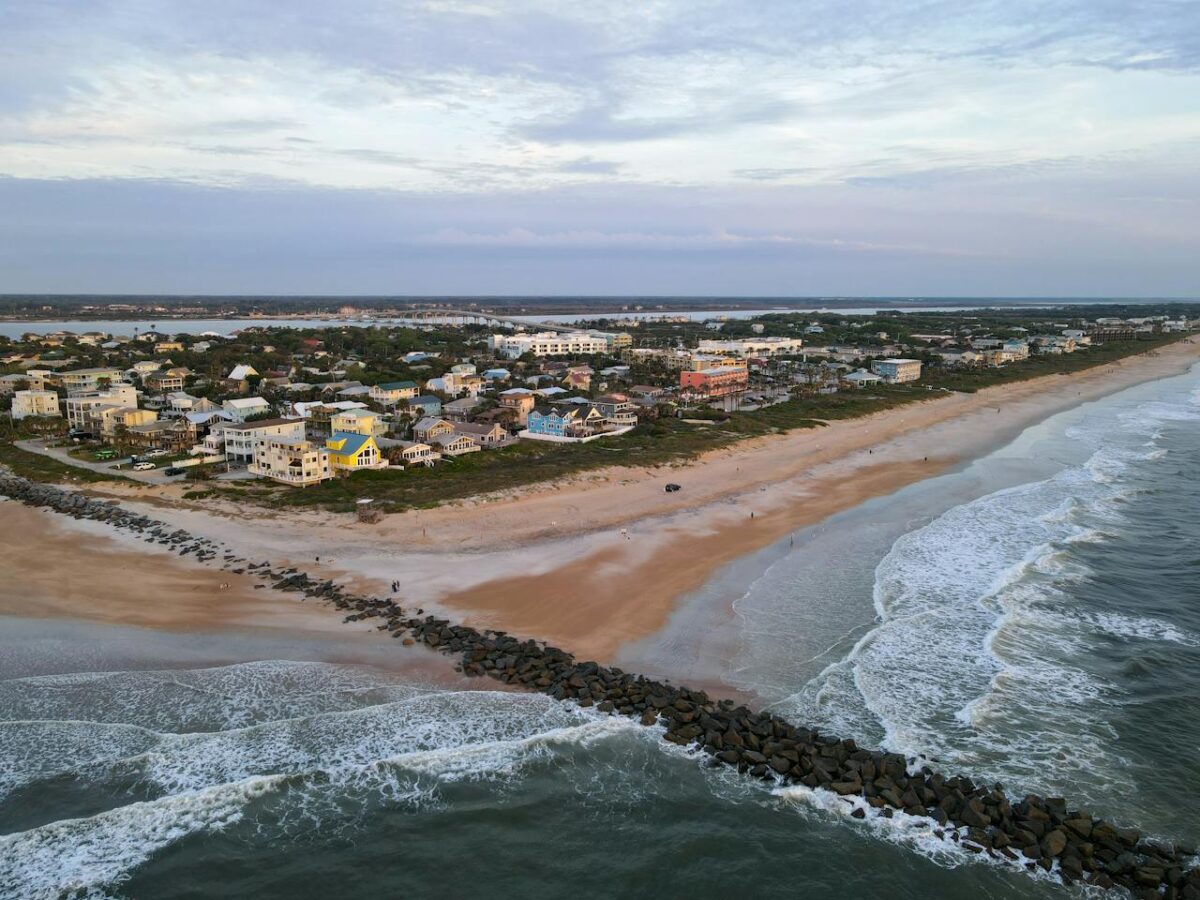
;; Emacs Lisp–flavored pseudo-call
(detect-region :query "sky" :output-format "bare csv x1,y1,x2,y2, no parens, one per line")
1,0,1198,296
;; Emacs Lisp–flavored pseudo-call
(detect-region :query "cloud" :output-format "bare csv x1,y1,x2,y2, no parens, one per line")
1,2,1198,293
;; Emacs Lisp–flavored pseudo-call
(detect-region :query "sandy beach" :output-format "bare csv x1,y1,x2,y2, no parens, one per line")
4,338,1198,664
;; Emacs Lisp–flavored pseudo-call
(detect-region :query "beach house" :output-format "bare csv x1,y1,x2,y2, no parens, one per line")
325,432,386,471
330,407,387,437
393,440,441,467
222,396,272,422
209,418,306,463
498,388,535,425
224,364,259,394
406,395,443,418
369,381,419,406
413,417,456,441
452,421,509,447
430,433,481,457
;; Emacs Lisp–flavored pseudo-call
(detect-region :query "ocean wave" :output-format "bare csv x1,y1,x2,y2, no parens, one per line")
0,777,283,900
0,684,647,898
777,375,1200,810
0,660,434,733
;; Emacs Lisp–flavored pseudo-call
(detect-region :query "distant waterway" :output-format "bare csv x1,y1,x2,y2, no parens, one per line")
0,303,1063,338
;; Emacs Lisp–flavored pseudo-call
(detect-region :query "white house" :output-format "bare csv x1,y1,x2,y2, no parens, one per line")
222,397,272,422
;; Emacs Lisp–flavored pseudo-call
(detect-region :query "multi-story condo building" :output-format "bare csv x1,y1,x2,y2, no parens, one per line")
250,438,333,487
64,385,140,430
679,355,749,398
870,358,923,383
208,418,307,463
696,337,805,358
60,367,124,395
11,390,61,420
489,331,611,358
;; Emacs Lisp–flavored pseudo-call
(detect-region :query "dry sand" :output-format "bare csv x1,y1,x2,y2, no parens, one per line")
5,338,1197,665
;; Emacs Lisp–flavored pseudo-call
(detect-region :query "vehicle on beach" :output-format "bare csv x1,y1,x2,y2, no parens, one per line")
664,483,681,492
132,462,156,471
163,467,185,476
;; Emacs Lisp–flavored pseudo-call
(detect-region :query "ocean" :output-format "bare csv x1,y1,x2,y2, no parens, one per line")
1,364,1198,899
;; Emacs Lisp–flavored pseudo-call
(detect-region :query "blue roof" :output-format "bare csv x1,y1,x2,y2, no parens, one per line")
329,431,373,456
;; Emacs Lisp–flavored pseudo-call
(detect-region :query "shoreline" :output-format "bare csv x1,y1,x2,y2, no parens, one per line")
1,338,1195,667
2,468,1194,897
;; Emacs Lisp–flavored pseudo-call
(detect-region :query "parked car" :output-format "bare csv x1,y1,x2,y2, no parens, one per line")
664,483,681,493
132,462,156,471
144,449,169,458
163,466,185,476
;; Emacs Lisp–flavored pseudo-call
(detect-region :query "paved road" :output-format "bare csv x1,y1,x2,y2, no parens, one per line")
16,439,182,484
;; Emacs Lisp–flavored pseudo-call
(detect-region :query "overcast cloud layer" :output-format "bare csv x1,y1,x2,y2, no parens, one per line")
2,0,1198,295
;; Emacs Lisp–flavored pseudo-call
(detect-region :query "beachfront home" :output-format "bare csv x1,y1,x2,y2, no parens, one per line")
413,417,455,441
591,393,638,427
498,388,535,425
11,389,60,421
209,418,306,463
369,381,419,406
870,359,923,384
452,421,508,447
842,369,883,388
330,407,387,437
526,405,606,439
222,396,272,422
251,438,333,487
325,432,386,471
393,440,441,467
430,433,480,457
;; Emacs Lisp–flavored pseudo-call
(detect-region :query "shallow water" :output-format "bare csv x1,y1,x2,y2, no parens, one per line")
2,366,1199,899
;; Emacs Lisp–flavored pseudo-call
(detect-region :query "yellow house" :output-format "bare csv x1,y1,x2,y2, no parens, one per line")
330,408,386,437
325,431,387,471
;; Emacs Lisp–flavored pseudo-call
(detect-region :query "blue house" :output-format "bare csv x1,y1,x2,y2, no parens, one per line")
527,407,573,437
407,395,443,416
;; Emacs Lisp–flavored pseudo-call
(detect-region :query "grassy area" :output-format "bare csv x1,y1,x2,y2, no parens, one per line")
0,440,128,484
225,384,938,512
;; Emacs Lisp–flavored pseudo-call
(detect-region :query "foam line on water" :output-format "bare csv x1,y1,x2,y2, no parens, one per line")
0,776,285,900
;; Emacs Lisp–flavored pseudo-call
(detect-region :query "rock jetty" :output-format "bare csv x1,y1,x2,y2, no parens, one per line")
2,471,1197,898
